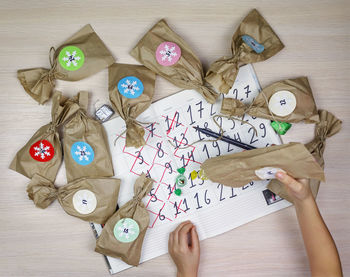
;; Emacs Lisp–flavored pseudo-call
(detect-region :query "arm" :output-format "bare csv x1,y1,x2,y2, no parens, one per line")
168,220,200,277
276,172,342,277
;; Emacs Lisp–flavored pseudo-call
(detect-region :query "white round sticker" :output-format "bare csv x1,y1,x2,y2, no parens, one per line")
268,90,297,117
72,189,97,215
255,167,286,180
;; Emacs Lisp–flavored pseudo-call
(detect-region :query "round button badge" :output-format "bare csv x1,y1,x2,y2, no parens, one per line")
156,42,181,66
29,140,54,162
113,218,140,243
268,90,297,117
58,46,85,71
71,141,94,166
255,167,286,180
117,76,144,99
72,189,97,215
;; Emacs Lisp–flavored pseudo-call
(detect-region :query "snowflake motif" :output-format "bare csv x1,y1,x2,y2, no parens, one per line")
74,145,91,161
117,221,137,240
159,44,178,62
62,50,82,68
33,142,51,160
120,79,140,95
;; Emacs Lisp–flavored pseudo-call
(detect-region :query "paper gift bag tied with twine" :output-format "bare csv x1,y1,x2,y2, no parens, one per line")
109,63,156,148
221,77,320,124
130,19,219,104
205,9,284,94
17,24,115,104
95,174,154,266
27,174,120,224
63,91,114,182
9,91,80,182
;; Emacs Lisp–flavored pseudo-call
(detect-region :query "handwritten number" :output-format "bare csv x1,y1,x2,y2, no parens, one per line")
248,127,259,144
259,123,266,138
187,105,196,125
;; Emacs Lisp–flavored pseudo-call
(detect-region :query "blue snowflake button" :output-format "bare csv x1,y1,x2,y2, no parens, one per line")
71,141,95,166
117,76,144,99
113,218,140,243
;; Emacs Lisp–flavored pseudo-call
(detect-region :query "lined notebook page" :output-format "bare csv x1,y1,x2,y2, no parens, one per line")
93,64,291,274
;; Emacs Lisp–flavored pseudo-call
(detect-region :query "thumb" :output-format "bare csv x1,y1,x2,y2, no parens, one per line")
276,171,303,194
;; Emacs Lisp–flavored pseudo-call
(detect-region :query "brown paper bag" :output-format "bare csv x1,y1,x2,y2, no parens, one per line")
10,91,80,181
108,63,156,148
27,174,120,224
18,24,115,104
221,77,320,123
205,9,284,94
63,91,114,182
130,19,219,104
201,142,325,187
268,110,342,202
95,173,154,266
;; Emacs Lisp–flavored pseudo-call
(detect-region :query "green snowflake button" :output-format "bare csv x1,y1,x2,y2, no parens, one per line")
113,218,140,243
58,46,85,71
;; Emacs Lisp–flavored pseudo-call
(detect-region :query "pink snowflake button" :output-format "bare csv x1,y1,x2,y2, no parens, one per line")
156,42,181,66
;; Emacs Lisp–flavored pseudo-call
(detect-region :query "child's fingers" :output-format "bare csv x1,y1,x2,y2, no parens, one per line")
168,232,174,252
172,220,191,245
276,172,303,193
178,222,194,248
190,225,200,253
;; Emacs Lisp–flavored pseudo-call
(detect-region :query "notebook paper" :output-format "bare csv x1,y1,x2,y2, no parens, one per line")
92,64,292,274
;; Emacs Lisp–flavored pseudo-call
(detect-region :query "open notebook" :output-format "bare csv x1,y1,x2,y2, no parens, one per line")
92,64,292,274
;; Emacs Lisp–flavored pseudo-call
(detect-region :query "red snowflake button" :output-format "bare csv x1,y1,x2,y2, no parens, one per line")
29,140,54,162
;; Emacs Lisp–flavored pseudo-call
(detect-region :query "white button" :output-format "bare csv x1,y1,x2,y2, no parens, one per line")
72,189,97,215
268,90,297,117
255,167,286,180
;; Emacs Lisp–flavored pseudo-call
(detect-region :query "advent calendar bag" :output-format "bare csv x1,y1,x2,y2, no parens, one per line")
95,174,154,266
10,91,80,182
130,19,219,104
109,63,156,148
17,24,115,104
220,77,320,124
201,142,325,188
205,9,284,94
268,110,342,203
63,91,114,182
27,174,121,224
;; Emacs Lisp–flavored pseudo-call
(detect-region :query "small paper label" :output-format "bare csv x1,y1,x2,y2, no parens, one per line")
268,90,297,117
113,218,140,243
58,46,85,71
29,140,54,162
71,141,94,166
242,35,264,54
156,42,181,66
255,167,285,180
117,76,144,99
72,189,97,214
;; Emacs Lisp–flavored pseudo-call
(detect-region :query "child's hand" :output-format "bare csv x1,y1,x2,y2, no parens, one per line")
276,172,312,203
168,220,200,277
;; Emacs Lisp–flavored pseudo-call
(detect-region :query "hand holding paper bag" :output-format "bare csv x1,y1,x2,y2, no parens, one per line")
268,110,342,202
201,142,325,188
